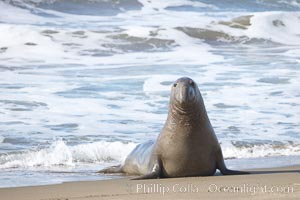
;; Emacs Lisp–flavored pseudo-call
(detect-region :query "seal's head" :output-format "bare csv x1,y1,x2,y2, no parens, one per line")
167,77,206,127
170,77,201,109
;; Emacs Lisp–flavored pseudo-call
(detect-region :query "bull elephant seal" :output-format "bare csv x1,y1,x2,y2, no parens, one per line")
98,77,248,179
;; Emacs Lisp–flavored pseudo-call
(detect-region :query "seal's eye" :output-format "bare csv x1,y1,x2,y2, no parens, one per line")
173,83,177,87
190,80,194,87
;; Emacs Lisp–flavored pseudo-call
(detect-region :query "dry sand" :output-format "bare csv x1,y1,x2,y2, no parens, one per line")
0,165,299,200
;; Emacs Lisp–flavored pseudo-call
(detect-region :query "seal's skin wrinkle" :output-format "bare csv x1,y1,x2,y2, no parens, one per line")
98,77,249,179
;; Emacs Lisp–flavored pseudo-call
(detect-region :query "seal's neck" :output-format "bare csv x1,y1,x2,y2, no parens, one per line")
166,102,209,130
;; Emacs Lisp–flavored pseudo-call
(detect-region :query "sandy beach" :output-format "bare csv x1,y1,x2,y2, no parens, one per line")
0,165,299,200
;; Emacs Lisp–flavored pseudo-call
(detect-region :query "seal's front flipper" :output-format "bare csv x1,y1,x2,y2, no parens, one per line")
219,166,250,175
216,149,250,175
132,163,161,180
97,165,122,174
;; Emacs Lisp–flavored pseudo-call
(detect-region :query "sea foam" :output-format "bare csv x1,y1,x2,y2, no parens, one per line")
247,12,300,45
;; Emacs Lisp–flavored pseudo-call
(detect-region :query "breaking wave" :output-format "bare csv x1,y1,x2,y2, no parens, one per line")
1,140,300,169
0,140,137,169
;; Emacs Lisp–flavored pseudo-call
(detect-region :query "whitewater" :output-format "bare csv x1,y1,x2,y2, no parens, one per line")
0,0,300,187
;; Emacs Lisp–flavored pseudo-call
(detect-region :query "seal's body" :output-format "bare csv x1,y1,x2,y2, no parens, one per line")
99,77,248,179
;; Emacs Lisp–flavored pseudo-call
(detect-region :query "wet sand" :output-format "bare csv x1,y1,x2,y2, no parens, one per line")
0,165,299,200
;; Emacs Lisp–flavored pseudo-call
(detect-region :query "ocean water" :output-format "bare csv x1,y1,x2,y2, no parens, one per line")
0,0,300,188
